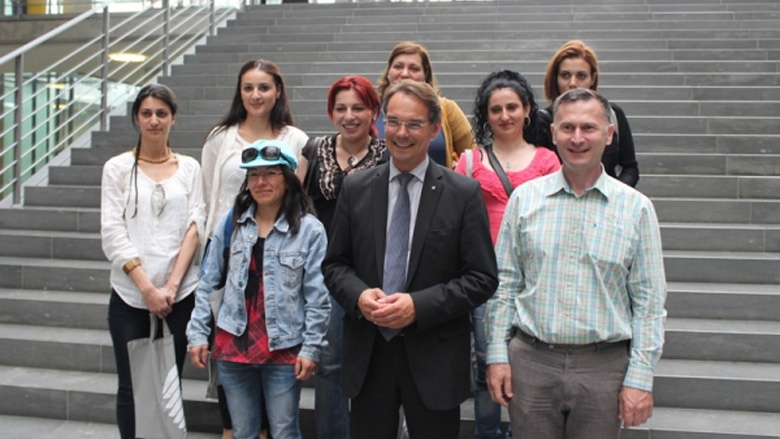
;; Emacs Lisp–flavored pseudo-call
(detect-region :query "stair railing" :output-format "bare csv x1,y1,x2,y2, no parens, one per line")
0,0,245,205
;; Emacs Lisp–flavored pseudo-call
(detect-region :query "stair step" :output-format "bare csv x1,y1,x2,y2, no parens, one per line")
0,365,221,430
0,323,113,374
24,185,100,208
49,166,103,186
660,223,780,252
640,175,780,199
0,414,221,439
0,229,103,260
663,250,780,284
0,288,108,329
0,207,99,233
0,256,110,293
0,322,204,381
70,146,201,166
655,359,780,413
2,362,778,437
623,407,780,439
639,153,780,176
651,198,780,224
667,282,780,321
665,318,780,363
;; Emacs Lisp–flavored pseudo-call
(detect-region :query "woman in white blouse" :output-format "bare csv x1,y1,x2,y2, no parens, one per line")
100,84,205,439
202,59,308,242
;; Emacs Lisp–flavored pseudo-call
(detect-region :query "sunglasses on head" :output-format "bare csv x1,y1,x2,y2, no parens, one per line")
241,145,282,164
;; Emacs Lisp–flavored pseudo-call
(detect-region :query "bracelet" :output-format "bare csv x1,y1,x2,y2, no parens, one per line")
122,258,141,275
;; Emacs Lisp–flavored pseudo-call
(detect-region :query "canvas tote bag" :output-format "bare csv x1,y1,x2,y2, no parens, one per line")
127,314,187,439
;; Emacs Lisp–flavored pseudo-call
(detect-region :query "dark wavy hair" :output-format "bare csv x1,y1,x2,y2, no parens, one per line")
126,84,177,218
232,166,315,234
473,70,540,147
207,59,293,140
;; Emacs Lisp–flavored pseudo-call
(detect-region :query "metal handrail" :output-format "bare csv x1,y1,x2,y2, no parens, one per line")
0,0,244,204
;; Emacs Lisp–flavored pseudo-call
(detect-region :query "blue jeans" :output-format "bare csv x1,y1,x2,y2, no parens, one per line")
473,304,510,439
218,361,302,439
314,297,349,438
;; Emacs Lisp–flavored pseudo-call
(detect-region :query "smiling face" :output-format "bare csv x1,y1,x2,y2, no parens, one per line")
384,91,441,173
247,165,287,209
136,96,174,145
240,69,280,121
387,53,427,85
552,98,614,179
330,88,375,144
557,57,596,93
487,87,529,143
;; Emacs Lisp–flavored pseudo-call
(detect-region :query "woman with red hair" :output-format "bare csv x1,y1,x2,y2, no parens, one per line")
538,39,639,187
297,75,387,439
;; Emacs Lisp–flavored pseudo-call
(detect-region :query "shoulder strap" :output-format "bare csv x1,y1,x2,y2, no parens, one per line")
464,149,474,178
485,147,514,198
302,137,326,195
217,209,234,289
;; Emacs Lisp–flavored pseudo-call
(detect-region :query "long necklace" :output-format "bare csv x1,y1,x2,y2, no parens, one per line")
135,147,172,164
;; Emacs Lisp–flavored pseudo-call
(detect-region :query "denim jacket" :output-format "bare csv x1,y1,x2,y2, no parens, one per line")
187,206,330,363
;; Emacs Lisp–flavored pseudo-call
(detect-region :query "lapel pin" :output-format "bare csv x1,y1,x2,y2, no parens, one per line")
431,185,436,191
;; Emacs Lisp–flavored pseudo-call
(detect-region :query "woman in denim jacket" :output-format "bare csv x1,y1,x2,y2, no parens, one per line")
187,139,330,439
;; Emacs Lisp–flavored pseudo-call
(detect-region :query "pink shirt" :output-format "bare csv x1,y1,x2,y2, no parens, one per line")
455,147,561,244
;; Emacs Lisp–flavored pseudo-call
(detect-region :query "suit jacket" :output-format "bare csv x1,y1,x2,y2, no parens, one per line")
322,161,498,410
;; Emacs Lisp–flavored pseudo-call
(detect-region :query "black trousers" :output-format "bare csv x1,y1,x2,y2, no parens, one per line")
350,332,460,439
107,290,194,439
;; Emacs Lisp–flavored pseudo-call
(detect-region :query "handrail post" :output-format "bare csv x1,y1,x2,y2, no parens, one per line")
13,55,23,205
101,4,110,131
162,0,171,77
209,0,216,36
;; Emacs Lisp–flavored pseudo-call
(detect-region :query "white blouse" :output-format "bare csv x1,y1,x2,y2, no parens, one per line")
101,151,205,309
201,124,307,240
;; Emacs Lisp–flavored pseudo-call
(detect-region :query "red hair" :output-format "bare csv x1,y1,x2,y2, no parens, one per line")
327,76,381,138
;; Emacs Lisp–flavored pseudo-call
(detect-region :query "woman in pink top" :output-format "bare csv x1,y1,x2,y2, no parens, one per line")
455,70,559,439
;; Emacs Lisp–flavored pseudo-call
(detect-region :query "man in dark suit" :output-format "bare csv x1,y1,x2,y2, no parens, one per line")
322,79,498,439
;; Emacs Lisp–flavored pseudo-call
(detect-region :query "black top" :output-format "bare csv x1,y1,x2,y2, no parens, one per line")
302,135,388,234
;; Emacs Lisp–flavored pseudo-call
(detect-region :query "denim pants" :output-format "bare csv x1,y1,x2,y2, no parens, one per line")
472,303,508,439
314,297,349,438
218,360,302,439
107,290,194,439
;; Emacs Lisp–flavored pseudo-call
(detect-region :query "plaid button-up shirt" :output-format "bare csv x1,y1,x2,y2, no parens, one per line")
486,169,667,391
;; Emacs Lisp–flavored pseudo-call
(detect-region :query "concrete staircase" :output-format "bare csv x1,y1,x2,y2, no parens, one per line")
1,0,780,437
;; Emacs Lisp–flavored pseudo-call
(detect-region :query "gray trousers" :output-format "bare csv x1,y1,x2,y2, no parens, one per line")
507,331,630,439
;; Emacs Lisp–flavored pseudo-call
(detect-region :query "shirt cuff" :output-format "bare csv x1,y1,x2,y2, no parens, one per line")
623,363,654,392
486,342,509,365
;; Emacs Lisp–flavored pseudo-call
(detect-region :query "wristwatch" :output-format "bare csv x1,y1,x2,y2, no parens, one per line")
123,258,141,275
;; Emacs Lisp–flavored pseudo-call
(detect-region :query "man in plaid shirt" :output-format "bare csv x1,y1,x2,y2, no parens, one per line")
485,88,667,438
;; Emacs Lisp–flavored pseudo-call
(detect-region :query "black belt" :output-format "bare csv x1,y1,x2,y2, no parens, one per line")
513,328,629,353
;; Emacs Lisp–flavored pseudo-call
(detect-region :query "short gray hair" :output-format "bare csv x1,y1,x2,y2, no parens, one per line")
552,88,613,126
382,79,442,124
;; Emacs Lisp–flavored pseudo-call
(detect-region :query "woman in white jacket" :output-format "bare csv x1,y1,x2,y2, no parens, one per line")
202,59,308,242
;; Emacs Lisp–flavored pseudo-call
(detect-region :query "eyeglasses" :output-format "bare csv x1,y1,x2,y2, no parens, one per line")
247,168,284,180
385,117,428,132
241,145,282,164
